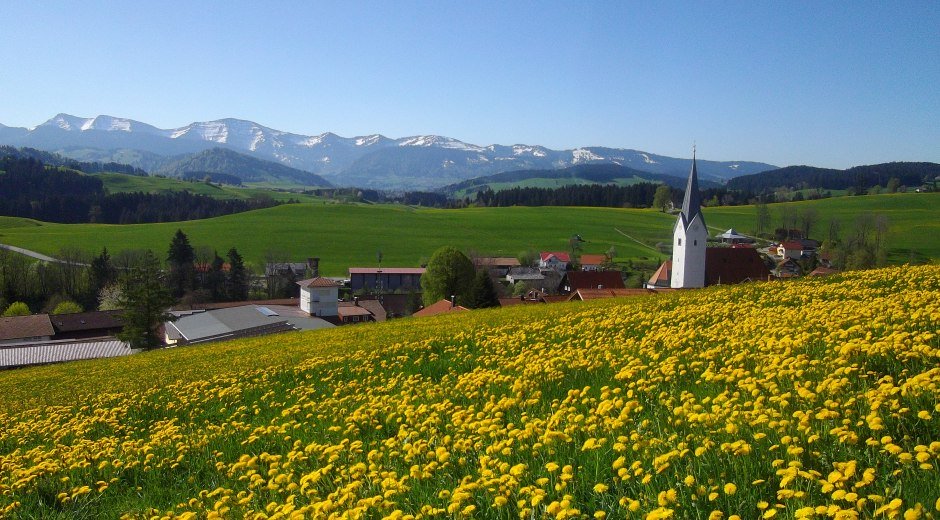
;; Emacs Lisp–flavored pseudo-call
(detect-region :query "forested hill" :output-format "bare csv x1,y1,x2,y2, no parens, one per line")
154,147,333,187
0,156,282,224
0,145,147,175
726,162,940,192
440,163,716,195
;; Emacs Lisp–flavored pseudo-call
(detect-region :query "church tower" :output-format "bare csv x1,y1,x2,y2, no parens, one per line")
671,149,707,288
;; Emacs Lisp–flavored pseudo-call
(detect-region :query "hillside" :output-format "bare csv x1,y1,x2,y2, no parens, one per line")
438,163,720,197
153,147,333,187
0,266,937,518
726,162,940,193
0,193,937,272
98,173,324,203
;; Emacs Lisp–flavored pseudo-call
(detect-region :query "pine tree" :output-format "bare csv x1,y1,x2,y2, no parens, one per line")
226,248,248,301
207,252,226,301
167,229,196,298
467,270,500,309
116,251,177,350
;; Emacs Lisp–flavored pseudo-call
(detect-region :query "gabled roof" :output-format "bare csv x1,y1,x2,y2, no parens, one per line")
297,276,340,288
779,241,805,250
647,261,672,288
579,254,607,266
474,257,521,267
0,314,55,341
413,299,469,318
540,252,571,263
339,300,387,322
563,271,626,291
349,267,426,275
338,305,373,318
568,288,658,301
808,266,839,277
50,310,123,334
704,247,772,285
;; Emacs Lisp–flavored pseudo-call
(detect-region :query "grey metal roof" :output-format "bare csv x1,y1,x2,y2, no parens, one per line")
0,339,132,369
167,305,334,342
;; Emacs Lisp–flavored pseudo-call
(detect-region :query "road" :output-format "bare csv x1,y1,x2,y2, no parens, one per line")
0,243,89,266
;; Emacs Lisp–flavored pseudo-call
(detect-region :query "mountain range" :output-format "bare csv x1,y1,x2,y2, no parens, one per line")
0,114,778,190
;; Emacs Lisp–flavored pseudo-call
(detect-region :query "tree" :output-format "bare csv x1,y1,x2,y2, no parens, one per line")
517,250,538,267
116,251,177,350
226,247,248,301
167,229,196,298
652,185,672,212
755,202,771,237
207,252,227,301
886,177,900,193
52,301,83,315
90,247,117,294
466,270,500,309
799,208,820,239
2,301,30,317
420,246,475,306
98,284,124,311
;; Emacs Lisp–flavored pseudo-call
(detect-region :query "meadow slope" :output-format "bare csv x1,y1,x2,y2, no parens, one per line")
0,193,937,275
0,266,938,518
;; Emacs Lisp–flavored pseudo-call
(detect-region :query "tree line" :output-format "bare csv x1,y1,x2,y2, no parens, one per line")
0,156,281,223
471,183,662,208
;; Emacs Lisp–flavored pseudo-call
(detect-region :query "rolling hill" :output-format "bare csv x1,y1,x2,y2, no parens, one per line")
725,162,940,192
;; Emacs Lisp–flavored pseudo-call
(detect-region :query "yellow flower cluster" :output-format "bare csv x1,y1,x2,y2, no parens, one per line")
0,265,938,518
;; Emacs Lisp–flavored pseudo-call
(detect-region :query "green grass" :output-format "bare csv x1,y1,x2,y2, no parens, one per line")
98,173,324,203
0,193,936,275
451,176,656,198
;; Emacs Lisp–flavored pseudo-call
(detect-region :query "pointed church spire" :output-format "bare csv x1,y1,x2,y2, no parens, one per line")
679,147,705,229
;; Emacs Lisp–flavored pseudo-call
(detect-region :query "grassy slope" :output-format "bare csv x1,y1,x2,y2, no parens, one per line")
0,193,936,275
98,173,324,203
450,176,655,198
0,266,937,518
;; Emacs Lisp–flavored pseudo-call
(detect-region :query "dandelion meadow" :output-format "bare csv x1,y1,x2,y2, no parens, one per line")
0,266,938,519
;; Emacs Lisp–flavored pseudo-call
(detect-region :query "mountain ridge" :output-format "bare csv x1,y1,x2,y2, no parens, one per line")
1,113,778,190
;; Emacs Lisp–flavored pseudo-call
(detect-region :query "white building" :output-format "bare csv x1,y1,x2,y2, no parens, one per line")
297,277,340,317
671,151,707,289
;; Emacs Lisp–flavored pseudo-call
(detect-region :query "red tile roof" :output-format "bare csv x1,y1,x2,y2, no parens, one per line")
297,276,341,288
569,288,658,301
564,271,626,291
579,254,607,266
704,248,772,285
779,241,804,251
540,252,571,263
413,299,469,317
0,314,55,342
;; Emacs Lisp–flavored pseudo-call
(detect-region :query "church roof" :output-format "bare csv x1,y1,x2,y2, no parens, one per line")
679,151,706,230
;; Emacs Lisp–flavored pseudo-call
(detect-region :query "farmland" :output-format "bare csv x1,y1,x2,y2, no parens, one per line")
0,265,938,518
98,173,325,203
0,193,936,275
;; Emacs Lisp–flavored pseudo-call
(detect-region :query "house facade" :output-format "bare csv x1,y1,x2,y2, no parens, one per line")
539,252,570,272
297,276,340,317
349,267,425,292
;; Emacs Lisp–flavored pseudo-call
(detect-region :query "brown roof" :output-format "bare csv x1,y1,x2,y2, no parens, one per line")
704,248,772,285
349,267,426,275
579,254,607,266
563,271,626,291
413,299,469,318
297,276,340,288
339,300,387,321
50,310,123,333
779,241,804,250
808,266,839,277
647,261,672,287
172,298,298,311
338,305,373,318
569,288,658,301
474,257,521,267
0,314,55,342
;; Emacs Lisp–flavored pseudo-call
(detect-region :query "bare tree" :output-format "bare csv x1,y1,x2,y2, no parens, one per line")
799,208,820,239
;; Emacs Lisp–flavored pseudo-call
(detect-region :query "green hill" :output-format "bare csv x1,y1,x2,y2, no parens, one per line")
0,266,937,518
0,193,936,273
98,172,323,203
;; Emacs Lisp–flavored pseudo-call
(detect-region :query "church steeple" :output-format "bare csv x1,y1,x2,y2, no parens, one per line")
679,147,706,231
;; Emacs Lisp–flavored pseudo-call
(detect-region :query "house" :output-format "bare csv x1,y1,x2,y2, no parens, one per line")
349,267,425,292
559,271,625,294
0,314,55,345
808,266,839,277
473,257,521,278
413,298,469,318
648,248,771,288
337,298,387,324
716,229,754,244
539,252,570,272
165,305,333,346
1,338,133,370
265,257,320,278
567,288,658,301
49,310,124,340
777,241,806,260
297,276,340,317
506,267,545,286
579,254,608,271
774,258,803,278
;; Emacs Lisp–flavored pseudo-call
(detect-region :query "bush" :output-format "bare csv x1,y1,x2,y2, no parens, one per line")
1,301,31,317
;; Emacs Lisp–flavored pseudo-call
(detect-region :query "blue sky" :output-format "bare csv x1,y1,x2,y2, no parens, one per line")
1,1,937,168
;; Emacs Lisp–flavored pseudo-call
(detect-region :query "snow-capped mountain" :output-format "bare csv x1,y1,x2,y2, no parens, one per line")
0,114,778,190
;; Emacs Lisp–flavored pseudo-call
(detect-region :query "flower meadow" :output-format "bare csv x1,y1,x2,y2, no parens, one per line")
0,266,938,519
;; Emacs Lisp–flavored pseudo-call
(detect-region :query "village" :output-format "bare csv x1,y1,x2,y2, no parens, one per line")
0,156,838,370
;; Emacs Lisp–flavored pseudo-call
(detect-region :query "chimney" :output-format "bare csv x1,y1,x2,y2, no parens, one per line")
308,257,320,278
450,295,456,308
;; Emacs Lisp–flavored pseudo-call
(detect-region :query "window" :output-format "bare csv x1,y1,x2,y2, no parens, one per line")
694,240,697,246
678,239,682,246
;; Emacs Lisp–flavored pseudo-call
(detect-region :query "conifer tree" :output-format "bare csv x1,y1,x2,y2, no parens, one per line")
226,248,248,301
167,229,195,298
467,270,500,309
116,251,176,350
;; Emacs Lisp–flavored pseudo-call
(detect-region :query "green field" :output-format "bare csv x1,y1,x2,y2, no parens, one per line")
0,193,936,275
98,173,325,203
450,176,656,198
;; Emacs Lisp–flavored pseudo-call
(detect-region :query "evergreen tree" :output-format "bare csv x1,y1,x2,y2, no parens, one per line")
467,270,500,309
167,229,196,298
207,252,227,301
89,247,117,293
226,247,248,301
116,251,177,350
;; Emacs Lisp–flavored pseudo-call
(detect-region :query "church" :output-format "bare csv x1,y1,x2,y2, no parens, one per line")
647,151,771,289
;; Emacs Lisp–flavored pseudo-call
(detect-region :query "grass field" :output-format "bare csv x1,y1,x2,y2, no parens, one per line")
0,193,936,275
449,176,657,199
98,173,325,203
0,265,937,518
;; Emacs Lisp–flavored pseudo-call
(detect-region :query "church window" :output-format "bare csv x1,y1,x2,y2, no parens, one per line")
678,239,682,246
694,240,697,246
